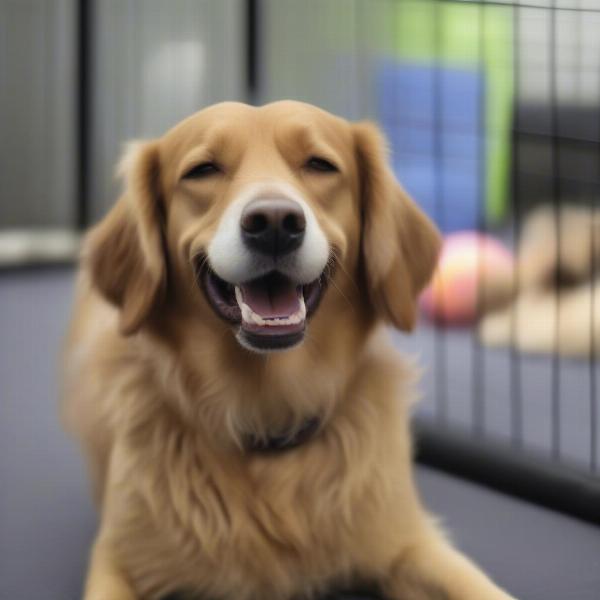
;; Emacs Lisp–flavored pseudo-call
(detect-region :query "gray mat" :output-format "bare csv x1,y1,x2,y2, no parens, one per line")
1,269,599,600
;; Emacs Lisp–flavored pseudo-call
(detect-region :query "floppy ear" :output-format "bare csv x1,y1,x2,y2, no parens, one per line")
354,122,441,331
85,141,166,335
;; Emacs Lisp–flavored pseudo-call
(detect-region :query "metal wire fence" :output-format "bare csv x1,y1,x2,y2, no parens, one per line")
2,0,599,521
258,0,600,521
396,0,600,473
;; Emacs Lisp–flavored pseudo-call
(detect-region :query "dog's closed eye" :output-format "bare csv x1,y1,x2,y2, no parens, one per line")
183,161,222,179
304,156,338,173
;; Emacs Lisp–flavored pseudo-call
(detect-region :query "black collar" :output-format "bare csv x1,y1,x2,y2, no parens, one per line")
245,416,322,453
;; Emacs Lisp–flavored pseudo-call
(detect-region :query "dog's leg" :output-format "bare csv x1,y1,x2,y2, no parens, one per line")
381,531,518,600
83,536,137,600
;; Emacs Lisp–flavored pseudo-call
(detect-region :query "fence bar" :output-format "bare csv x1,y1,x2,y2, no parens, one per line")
431,0,448,425
443,0,600,13
549,1,562,462
472,1,486,436
510,2,523,448
593,1,599,473
246,0,260,104
76,0,91,230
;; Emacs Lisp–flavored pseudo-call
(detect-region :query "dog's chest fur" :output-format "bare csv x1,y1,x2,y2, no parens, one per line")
105,370,409,600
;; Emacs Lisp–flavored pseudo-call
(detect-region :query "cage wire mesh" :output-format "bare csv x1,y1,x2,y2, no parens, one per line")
2,0,598,504
260,0,600,479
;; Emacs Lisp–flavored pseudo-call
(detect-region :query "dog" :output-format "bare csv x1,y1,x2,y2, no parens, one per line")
480,204,600,357
62,101,517,600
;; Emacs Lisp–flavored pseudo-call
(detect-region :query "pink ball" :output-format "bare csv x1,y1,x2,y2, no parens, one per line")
420,231,513,325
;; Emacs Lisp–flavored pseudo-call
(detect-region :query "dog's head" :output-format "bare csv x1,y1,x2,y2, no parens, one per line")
87,101,440,354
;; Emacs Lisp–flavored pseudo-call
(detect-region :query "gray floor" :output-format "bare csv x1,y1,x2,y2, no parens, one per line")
1,269,599,600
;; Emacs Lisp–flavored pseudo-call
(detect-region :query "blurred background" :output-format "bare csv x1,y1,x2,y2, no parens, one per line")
1,1,600,599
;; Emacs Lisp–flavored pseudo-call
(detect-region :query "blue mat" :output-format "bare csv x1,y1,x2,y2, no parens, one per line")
378,60,485,233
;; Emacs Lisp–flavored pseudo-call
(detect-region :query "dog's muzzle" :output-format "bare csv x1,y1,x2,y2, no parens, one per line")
199,185,332,352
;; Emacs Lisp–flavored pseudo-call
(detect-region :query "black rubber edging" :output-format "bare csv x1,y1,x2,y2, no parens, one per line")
414,419,600,526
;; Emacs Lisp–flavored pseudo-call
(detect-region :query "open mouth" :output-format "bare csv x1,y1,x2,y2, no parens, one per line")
197,259,329,351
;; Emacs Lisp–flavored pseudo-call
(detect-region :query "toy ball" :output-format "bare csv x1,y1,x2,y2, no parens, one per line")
420,231,513,325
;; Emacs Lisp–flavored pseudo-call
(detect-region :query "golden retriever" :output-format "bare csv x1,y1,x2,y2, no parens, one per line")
63,101,516,600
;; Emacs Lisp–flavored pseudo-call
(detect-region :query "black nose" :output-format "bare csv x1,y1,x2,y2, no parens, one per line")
241,199,306,256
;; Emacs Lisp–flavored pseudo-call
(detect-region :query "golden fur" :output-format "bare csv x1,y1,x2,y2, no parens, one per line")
63,101,516,600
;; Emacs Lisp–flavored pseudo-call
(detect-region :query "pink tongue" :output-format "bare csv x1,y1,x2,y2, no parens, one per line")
241,276,301,319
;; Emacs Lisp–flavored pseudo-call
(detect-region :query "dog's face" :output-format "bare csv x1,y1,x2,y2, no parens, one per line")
165,102,358,352
87,101,440,354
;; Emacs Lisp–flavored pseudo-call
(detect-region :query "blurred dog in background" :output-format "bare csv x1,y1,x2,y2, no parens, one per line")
480,204,600,357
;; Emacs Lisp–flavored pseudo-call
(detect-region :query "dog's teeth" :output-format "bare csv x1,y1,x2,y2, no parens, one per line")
236,285,306,327
240,303,252,323
235,286,243,307
298,295,306,319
